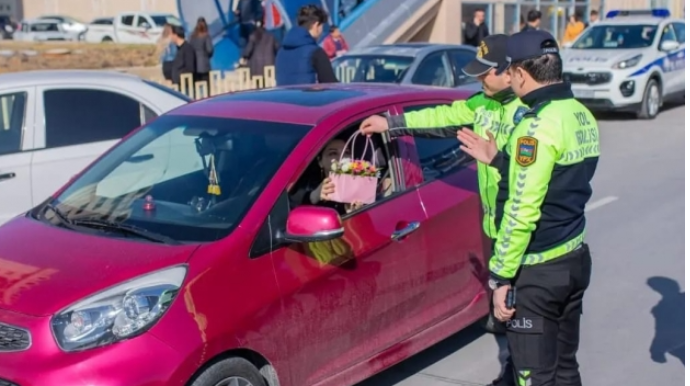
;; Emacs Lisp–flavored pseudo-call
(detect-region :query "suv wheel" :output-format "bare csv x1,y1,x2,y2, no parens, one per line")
637,79,661,119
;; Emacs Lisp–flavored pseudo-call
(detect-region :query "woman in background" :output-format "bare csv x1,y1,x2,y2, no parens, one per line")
156,23,177,81
190,17,214,91
563,13,586,45
240,21,279,80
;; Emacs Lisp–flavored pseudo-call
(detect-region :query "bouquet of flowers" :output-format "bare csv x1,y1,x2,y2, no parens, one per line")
327,134,379,205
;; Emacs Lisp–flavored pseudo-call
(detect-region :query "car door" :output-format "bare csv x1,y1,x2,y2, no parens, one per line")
395,101,488,327
0,88,36,225
447,48,479,87
410,51,454,87
262,107,430,385
117,14,139,44
134,14,155,44
30,86,153,205
658,22,683,95
667,22,686,95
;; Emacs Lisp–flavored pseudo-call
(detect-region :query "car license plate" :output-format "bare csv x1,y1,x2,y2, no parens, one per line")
573,89,594,99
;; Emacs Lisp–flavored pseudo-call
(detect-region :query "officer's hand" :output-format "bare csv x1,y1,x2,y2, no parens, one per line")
360,115,389,136
493,285,516,322
457,128,498,165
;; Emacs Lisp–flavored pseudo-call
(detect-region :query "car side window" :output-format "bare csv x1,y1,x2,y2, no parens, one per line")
411,52,453,87
672,23,685,43
660,24,678,44
121,15,135,26
447,49,476,86
403,103,473,182
44,89,148,148
0,92,27,156
136,16,149,28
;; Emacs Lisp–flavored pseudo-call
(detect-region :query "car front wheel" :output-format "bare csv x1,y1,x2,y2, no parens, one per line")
637,79,661,119
191,357,268,386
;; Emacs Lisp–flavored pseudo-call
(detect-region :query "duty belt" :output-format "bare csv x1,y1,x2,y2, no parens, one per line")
522,232,585,265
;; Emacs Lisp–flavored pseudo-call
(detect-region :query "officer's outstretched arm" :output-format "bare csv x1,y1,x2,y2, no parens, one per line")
489,117,560,282
387,93,491,138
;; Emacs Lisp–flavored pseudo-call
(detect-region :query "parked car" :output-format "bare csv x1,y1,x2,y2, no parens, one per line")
14,18,82,41
0,69,191,225
37,15,88,36
332,43,482,91
85,12,182,44
0,84,490,386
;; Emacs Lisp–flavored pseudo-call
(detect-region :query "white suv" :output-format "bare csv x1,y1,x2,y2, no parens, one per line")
562,9,684,119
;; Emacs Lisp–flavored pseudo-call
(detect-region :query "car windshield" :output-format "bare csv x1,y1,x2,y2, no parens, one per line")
332,55,414,83
572,24,658,49
41,115,310,243
150,15,181,27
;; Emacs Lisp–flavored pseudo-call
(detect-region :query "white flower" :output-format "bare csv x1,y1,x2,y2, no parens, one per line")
331,160,338,172
340,162,351,173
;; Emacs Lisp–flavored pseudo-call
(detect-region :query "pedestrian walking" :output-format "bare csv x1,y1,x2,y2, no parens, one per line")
170,25,196,91
156,23,177,81
240,21,279,80
189,17,214,91
457,29,600,386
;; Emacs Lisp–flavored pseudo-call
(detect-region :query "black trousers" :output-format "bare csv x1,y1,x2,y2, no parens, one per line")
506,244,592,386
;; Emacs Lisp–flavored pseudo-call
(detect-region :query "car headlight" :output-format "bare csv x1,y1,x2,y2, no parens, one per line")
612,54,642,69
51,266,186,352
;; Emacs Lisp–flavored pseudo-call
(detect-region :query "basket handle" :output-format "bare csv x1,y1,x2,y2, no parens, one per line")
339,132,377,168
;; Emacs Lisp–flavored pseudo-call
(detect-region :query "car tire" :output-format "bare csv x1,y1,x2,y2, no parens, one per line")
102,36,113,43
637,79,661,119
190,357,268,386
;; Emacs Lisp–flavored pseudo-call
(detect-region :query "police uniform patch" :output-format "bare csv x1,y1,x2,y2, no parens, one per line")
516,136,538,166
513,106,529,125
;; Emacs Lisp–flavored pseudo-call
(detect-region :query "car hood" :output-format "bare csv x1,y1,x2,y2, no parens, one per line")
562,48,642,69
0,217,199,316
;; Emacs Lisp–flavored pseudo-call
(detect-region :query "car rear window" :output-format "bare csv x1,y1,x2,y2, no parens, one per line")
332,55,414,83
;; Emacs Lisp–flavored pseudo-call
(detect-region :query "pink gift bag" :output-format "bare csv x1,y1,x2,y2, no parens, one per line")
328,133,379,205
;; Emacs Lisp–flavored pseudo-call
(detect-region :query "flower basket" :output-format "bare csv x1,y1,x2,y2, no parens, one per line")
328,133,379,205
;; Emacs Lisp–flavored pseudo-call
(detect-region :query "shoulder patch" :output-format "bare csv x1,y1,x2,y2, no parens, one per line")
516,136,538,167
513,106,529,125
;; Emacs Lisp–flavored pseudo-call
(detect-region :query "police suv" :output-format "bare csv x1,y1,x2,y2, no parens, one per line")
562,9,684,119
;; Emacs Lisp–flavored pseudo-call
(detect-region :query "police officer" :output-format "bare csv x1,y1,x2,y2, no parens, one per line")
458,29,598,386
360,34,525,386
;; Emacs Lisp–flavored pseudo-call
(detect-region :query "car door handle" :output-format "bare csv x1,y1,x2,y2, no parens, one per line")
0,172,16,182
391,221,421,241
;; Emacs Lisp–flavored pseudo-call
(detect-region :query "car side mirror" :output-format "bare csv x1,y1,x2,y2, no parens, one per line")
562,41,573,49
282,206,344,243
660,40,679,52
141,22,151,30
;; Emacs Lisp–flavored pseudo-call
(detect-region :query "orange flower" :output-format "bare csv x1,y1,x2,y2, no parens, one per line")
368,165,377,174
353,161,365,172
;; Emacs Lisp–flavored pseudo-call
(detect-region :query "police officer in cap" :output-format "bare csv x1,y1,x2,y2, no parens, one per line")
458,29,599,386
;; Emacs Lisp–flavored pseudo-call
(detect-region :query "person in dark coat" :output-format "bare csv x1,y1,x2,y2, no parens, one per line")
189,17,214,89
234,0,264,47
170,25,196,90
241,21,279,79
463,8,490,47
274,4,337,86
521,9,542,31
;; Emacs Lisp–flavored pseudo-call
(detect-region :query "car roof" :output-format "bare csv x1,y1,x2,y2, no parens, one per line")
24,18,61,24
171,83,475,126
595,16,681,26
344,43,475,57
0,70,144,88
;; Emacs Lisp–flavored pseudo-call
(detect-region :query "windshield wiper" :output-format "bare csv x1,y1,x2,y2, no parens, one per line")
70,219,180,245
43,203,78,229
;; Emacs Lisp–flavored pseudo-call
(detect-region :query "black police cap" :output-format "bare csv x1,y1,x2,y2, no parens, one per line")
462,34,510,77
506,29,560,64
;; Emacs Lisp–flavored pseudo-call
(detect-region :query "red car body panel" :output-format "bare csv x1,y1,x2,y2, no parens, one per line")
0,84,490,386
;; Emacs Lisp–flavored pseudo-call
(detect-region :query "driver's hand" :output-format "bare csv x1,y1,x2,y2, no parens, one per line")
319,178,335,201
360,115,389,136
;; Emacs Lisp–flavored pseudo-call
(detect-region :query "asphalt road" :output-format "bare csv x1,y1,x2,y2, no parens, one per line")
358,105,686,386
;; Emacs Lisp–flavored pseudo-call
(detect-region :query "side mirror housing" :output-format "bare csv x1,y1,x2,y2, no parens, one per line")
660,40,680,52
141,22,151,30
282,206,344,243
562,41,573,49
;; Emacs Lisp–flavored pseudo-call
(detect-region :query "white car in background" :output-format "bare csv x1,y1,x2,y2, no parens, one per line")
562,9,685,119
14,18,83,41
37,15,88,35
85,12,182,44
0,70,191,225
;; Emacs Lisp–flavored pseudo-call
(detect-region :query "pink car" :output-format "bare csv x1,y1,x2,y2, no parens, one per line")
0,84,490,386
